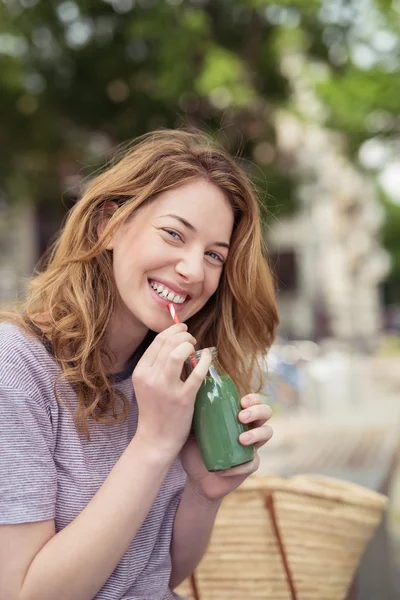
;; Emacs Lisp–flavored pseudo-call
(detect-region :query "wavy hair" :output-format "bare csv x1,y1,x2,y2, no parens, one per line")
3,129,279,438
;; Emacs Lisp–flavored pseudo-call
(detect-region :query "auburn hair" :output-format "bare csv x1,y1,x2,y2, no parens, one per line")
3,129,279,438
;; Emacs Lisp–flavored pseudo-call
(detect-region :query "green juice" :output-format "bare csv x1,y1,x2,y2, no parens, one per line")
192,374,255,472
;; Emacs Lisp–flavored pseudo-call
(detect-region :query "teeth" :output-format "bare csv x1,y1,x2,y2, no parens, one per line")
150,280,187,304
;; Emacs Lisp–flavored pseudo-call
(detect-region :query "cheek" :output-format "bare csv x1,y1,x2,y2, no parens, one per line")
111,258,130,293
203,270,223,299
111,242,141,290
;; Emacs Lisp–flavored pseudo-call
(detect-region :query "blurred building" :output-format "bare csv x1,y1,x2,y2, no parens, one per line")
269,112,390,350
0,199,37,308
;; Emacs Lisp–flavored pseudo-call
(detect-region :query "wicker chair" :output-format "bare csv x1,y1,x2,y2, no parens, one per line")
175,474,387,600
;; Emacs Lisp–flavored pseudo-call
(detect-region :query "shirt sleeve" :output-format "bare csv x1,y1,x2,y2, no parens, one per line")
0,386,57,524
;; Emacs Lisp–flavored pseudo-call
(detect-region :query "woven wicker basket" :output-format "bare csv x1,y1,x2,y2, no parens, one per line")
175,474,387,600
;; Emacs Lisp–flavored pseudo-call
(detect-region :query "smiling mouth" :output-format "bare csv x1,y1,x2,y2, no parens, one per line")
148,280,189,304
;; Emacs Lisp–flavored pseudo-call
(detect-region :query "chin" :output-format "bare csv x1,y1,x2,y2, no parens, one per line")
141,313,175,333
148,322,168,333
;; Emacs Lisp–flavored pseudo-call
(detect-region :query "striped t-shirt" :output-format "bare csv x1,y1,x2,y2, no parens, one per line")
0,322,187,600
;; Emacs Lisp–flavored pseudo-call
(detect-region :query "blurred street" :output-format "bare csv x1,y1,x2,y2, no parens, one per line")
258,345,400,598
376,355,400,597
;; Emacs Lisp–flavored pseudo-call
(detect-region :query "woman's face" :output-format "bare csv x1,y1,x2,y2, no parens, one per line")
108,178,234,333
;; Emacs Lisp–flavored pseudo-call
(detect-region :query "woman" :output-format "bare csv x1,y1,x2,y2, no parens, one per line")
0,129,278,600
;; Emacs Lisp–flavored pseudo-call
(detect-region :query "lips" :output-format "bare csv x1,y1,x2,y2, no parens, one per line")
148,279,191,305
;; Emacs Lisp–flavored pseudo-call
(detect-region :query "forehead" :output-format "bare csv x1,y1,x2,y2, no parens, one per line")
146,179,235,238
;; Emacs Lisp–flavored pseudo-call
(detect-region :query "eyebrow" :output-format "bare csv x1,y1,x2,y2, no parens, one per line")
160,213,230,249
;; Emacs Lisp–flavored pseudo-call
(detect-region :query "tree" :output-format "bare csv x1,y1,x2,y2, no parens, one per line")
0,0,399,287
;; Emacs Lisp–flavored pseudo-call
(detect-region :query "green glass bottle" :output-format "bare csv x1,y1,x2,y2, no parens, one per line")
188,348,255,472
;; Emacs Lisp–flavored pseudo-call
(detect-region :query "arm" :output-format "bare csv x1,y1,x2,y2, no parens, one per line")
1,323,211,600
1,436,174,600
169,479,222,589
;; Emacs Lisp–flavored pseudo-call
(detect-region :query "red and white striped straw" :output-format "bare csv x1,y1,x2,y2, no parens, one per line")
168,303,180,325
168,303,197,367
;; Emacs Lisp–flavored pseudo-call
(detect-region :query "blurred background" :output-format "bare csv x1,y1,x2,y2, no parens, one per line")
1,0,399,597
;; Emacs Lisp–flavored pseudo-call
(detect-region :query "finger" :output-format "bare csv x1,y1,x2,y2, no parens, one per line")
155,331,197,368
239,424,273,448
183,347,212,395
240,393,264,409
238,404,273,425
218,452,260,477
142,324,188,366
162,341,198,383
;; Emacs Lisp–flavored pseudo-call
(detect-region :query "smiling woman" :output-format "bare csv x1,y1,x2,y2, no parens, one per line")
103,179,234,350
0,129,279,600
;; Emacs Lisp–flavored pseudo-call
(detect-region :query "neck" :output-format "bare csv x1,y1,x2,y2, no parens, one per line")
106,311,149,374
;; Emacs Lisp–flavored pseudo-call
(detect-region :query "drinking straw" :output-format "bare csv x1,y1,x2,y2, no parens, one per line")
168,303,198,367
168,303,180,325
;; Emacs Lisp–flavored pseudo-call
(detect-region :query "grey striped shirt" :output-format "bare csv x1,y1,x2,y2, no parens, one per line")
0,322,186,600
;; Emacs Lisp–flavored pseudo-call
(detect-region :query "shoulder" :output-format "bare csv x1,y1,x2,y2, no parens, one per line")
0,321,60,405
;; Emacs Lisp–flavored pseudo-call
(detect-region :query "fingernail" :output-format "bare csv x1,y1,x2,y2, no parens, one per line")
241,410,251,421
241,432,252,443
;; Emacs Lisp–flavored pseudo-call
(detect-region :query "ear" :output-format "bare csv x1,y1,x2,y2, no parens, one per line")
97,201,119,250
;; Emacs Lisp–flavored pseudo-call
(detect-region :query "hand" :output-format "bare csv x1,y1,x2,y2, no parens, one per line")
180,394,273,502
132,324,212,458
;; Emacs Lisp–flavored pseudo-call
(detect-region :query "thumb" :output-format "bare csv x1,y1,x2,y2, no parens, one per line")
184,348,212,394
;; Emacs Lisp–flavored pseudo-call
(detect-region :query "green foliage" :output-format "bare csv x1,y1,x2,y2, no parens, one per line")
317,68,400,152
196,46,255,106
0,0,293,218
0,0,399,282
380,190,400,278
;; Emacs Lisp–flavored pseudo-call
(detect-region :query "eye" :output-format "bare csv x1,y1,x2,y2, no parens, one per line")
163,228,183,241
206,250,225,264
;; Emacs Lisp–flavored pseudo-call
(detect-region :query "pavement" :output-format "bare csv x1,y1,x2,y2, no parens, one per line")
258,350,400,598
374,356,400,596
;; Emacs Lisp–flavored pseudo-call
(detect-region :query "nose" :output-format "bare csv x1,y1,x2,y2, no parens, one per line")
175,250,205,284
